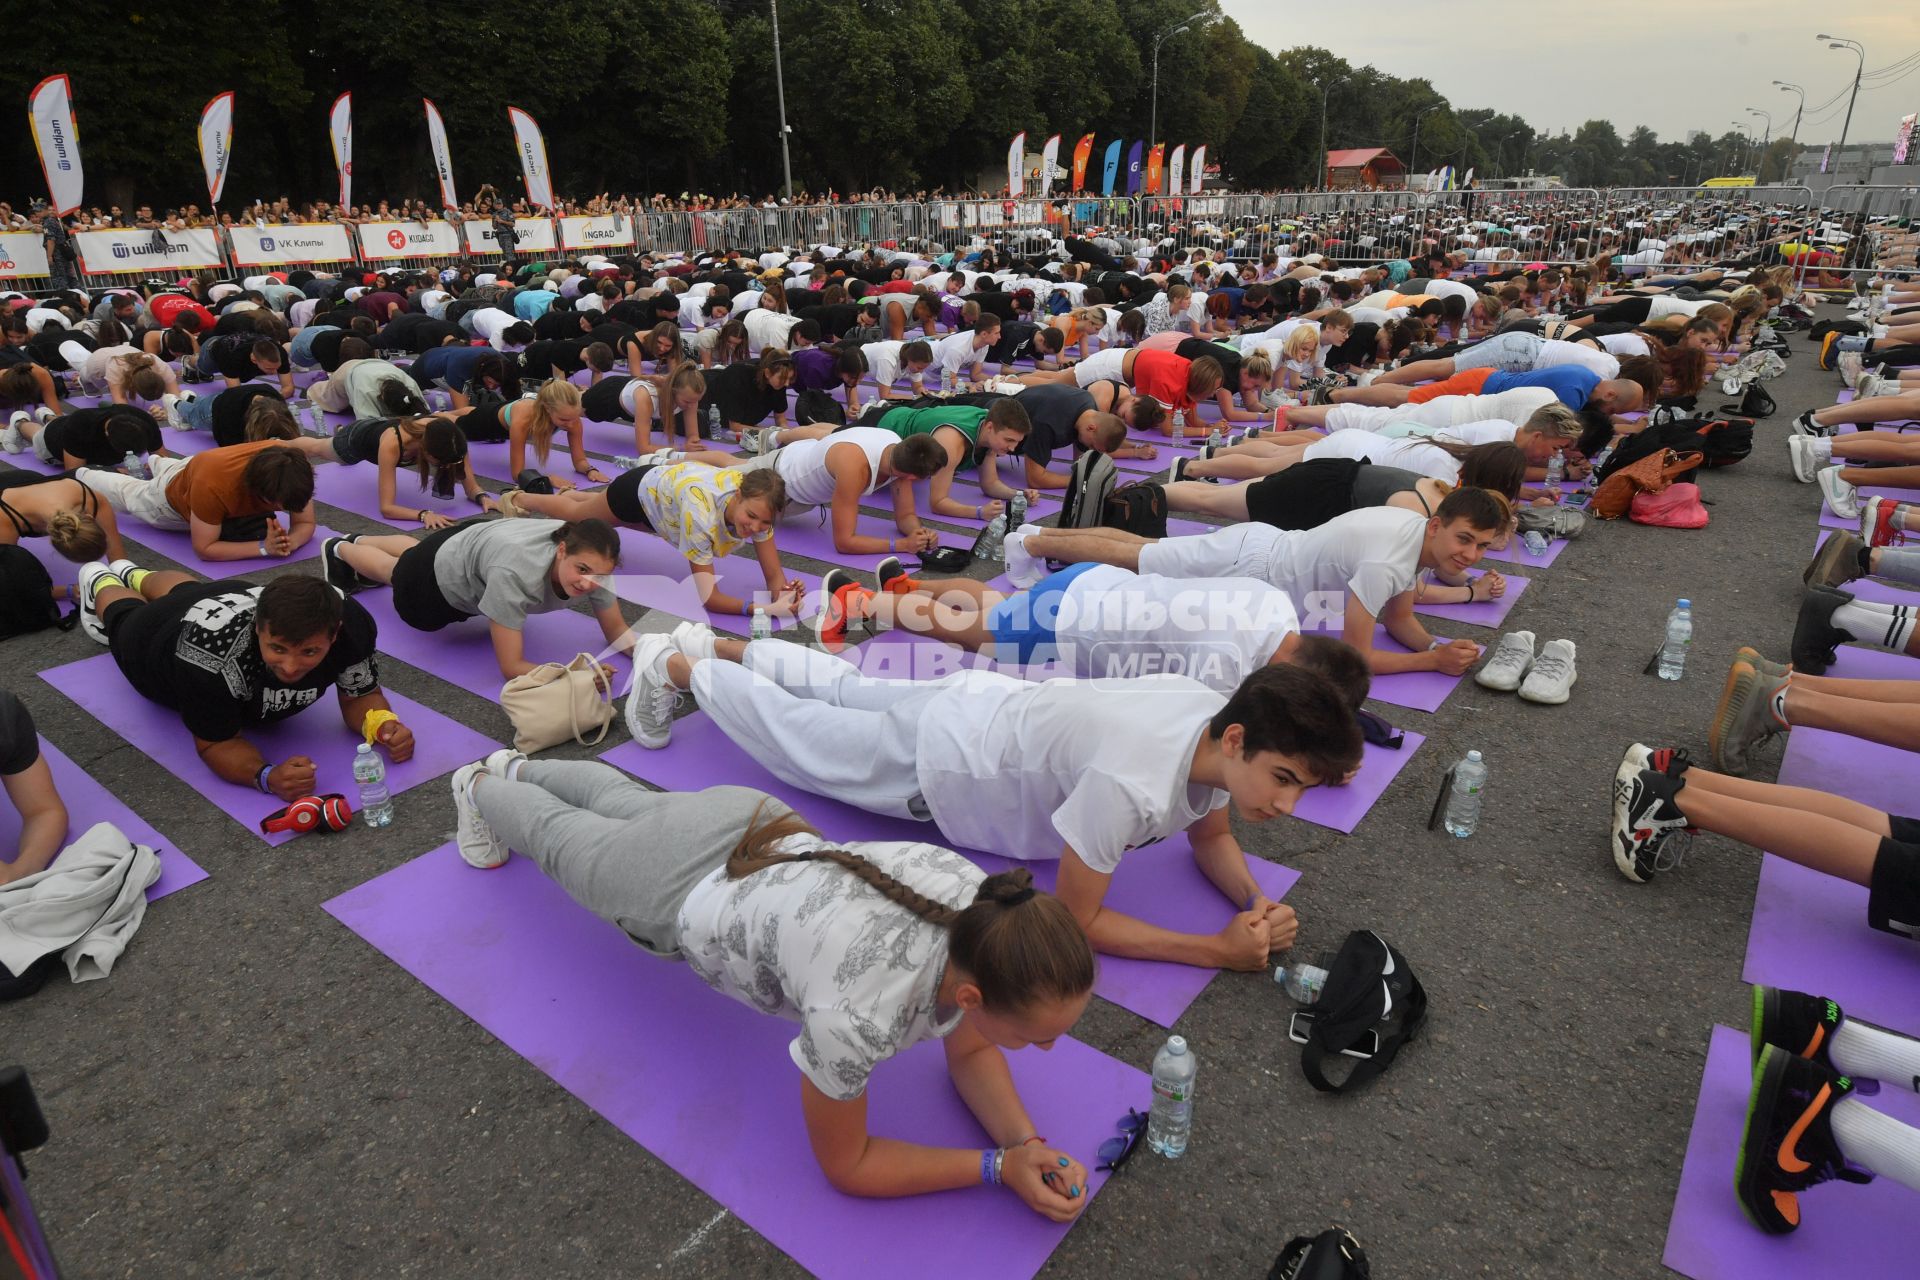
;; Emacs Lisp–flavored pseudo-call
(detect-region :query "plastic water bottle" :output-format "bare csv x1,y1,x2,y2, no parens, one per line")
121,450,150,480
1171,406,1186,437
941,366,955,393
1588,441,1615,476
1274,955,1331,1004
353,743,393,828
1146,1035,1196,1159
1544,451,1564,499
1522,529,1549,557
750,607,773,641
1007,490,1027,530
1206,425,1223,453
424,387,453,413
977,512,1008,561
613,454,650,470
1658,599,1693,681
1444,750,1487,838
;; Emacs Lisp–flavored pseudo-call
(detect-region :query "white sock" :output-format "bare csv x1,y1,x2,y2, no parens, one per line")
1831,1019,1920,1094
1810,436,1833,464
501,756,524,783
465,773,484,807
1834,600,1918,653
1831,1098,1920,1192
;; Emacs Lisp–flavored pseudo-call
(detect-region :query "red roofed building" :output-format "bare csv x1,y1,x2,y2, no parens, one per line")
1325,148,1406,191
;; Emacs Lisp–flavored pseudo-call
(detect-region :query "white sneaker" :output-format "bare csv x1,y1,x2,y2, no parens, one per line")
1004,524,1045,589
482,747,527,777
160,392,187,430
0,411,27,454
1474,630,1535,692
75,561,124,645
1817,465,1860,520
451,763,508,869
1838,351,1864,388
623,633,680,749
32,405,54,424
1787,433,1830,483
669,620,718,663
1518,638,1577,705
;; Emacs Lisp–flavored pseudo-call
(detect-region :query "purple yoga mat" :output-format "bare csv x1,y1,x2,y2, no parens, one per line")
770,507,928,572
608,526,822,636
601,715,1299,1028
1297,622,1469,714
352,590,633,703
1481,531,1570,568
324,843,1141,1280
1819,488,1920,532
0,738,209,899
40,654,498,846
310,462,482,529
1811,531,1920,606
1660,1025,1920,1280
1413,570,1532,629
117,522,336,580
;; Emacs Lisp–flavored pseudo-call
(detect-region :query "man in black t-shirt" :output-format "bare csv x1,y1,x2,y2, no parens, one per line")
4,404,164,469
0,687,67,885
999,383,1129,489
80,570,414,802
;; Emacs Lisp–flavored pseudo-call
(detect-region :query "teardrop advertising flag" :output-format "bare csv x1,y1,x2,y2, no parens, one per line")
507,106,554,209
1039,133,1061,199
1124,141,1143,195
1189,144,1207,194
424,99,459,210
1101,139,1123,196
1072,134,1095,191
1145,144,1165,196
328,93,352,208
27,75,84,215
199,91,235,206
1167,145,1186,199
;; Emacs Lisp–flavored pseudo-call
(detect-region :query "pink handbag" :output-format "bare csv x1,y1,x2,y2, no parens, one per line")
1629,482,1709,529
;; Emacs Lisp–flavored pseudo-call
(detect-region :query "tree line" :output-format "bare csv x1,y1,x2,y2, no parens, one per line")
2,0,1796,214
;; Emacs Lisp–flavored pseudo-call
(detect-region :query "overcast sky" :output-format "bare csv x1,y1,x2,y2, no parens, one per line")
1219,2,1918,146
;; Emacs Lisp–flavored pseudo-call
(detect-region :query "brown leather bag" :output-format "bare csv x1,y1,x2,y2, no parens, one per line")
1591,448,1703,520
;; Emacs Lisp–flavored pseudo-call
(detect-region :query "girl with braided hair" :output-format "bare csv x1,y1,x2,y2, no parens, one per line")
449,760,1097,1219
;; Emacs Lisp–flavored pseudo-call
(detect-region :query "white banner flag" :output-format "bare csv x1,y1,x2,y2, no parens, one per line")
1189,144,1207,194
558,215,636,251
75,227,223,275
507,106,554,210
28,75,84,215
1007,132,1026,198
328,93,352,208
1168,145,1186,200
357,219,464,261
464,218,557,255
199,92,235,206
1039,134,1061,199
424,99,458,211
0,232,53,280
230,224,356,268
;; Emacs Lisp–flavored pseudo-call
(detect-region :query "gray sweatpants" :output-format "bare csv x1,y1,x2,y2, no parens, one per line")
472,759,780,956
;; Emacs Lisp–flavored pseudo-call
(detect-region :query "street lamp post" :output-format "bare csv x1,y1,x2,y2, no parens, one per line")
1817,36,1867,169
1730,122,1753,174
1410,104,1442,176
1773,81,1805,147
1316,77,1348,191
1500,130,1524,178
770,0,794,200
1746,108,1773,178
1151,11,1212,157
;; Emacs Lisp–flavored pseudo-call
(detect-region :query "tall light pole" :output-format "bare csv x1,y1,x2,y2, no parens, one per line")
1730,122,1754,174
1410,104,1442,176
1746,108,1773,179
1150,11,1212,156
1773,81,1805,147
1316,77,1348,190
770,0,793,200
1818,35,1866,166
1500,130,1524,178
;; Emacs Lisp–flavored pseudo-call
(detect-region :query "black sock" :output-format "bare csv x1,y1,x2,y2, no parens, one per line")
1859,544,1876,575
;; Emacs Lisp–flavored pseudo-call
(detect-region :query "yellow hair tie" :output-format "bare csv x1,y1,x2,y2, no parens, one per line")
362,709,399,747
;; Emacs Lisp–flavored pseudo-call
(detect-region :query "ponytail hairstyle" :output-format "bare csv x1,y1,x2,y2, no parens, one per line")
161,324,198,358
550,516,621,564
666,363,707,408
734,465,790,518
242,395,299,441
757,351,796,390
725,802,1096,1013
1184,355,1224,398
527,379,584,463
1241,351,1274,388
48,508,109,563
119,353,168,401
409,416,469,499
376,377,428,417
1723,285,1766,337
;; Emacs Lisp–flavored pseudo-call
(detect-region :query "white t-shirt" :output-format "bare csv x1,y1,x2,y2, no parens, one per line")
929,330,983,382
1647,295,1711,319
1304,429,1464,483
862,340,909,388
418,288,450,318
1597,332,1652,357
1372,418,1519,446
1422,278,1478,303
745,308,803,353
1055,566,1297,693
915,672,1228,874
24,307,69,336
1266,506,1425,617
469,308,522,351
676,834,976,1101
1531,339,1618,377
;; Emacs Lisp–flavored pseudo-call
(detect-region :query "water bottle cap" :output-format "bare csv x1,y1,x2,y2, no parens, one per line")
1164,1035,1187,1055
1676,598,1690,608
355,742,373,754
1465,749,1482,762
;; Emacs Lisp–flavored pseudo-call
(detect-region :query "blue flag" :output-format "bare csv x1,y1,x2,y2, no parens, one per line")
1100,139,1123,196
1125,141,1144,196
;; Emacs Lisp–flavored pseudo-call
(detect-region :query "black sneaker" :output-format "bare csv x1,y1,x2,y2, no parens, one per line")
1171,455,1190,484
1610,757,1690,884
1735,1046,1872,1235
1790,409,1834,439
875,555,907,595
1751,986,1844,1073
320,536,364,594
1789,586,1854,675
815,568,857,643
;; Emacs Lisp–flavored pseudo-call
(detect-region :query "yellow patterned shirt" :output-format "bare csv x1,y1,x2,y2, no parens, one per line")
634,462,770,565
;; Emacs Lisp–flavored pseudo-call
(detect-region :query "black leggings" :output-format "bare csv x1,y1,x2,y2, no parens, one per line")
1868,343,1920,369
1578,297,1654,325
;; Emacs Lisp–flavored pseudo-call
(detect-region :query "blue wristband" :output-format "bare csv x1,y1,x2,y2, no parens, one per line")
256,763,274,794
980,1149,996,1186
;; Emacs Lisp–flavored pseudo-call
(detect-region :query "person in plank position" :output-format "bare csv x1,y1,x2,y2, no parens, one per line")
624,636,1362,973
75,568,413,803
0,688,68,886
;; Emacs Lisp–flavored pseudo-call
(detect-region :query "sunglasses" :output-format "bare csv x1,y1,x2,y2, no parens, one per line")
1096,1108,1147,1173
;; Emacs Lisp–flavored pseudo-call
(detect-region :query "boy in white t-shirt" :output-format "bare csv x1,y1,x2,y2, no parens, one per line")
625,640,1362,971
927,320,999,388
1010,493,1507,677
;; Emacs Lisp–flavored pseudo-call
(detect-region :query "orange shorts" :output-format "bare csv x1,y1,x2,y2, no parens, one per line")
1406,368,1494,403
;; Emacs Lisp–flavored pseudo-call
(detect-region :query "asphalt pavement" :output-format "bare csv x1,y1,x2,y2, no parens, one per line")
5,318,1852,1279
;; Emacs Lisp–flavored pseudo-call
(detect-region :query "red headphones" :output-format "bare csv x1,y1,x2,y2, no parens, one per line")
259,793,354,836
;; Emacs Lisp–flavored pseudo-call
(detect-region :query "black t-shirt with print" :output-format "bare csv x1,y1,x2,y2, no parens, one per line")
108,581,381,744
41,406,164,466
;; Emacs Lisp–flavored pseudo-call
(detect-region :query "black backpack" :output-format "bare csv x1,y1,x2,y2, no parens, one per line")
0,546,65,639
1721,383,1775,419
1299,929,1427,1094
794,388,845,426
1268,1227,1372,1280
1597,419,1708,483
1103,480,1169,538
1057,449,1116,529
1698,418,1755,468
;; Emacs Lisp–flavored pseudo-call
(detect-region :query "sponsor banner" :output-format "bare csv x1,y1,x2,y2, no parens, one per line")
75,227,222,275
558,215,635,251
424,99,458,209
200,92,235,205
0,232,53,280
1189,145,1207,194
1007,132,1026,197
230,224,356,267
1071,134,1095,192
28,75,84,215
358,219,464,260
1039,134,1061,199
1168,144,1186,199
329,93,353,208
507,106,554,209
464,218,558,254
